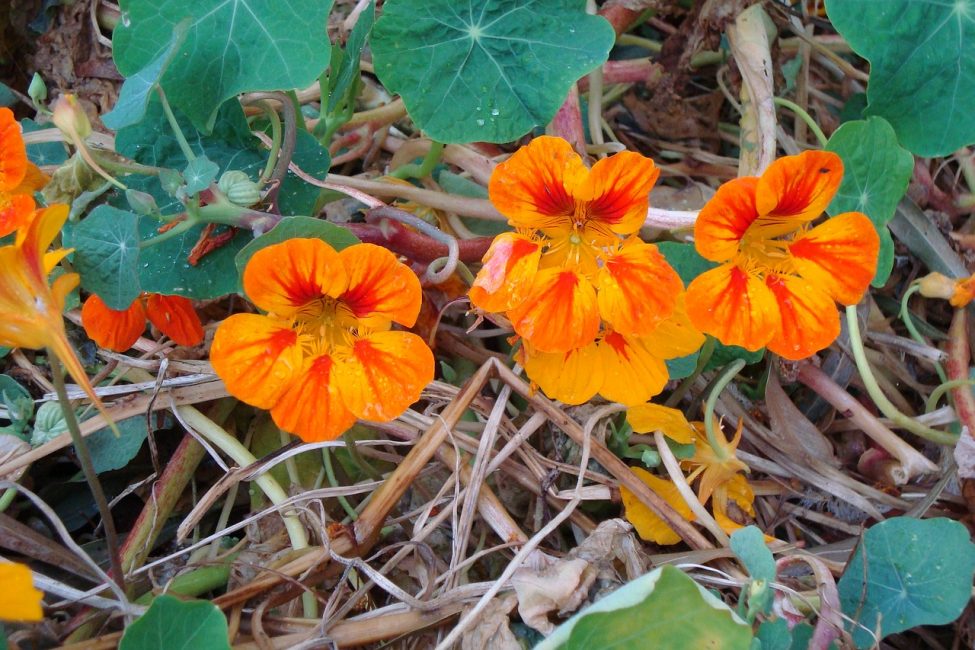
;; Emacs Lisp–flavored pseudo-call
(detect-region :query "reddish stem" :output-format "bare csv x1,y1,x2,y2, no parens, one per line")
341,221,492,263
547,84,586,156
578,59,664,91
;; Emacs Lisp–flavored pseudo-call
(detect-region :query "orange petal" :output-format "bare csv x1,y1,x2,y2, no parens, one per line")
521,342,603,406
81,294,146,352
620,468,695,546
210,314,302,409
765,274,839,360
243,238,349,317
338,331,434,421
694,177,759,262
271,354,357,442
756,150,843,224
145,294,204,346
338,243,422,328
0,107,27,192
18,205,68,275
626,403,695,444
597,241,681,336
788,212,879,305
685,263,779,351
575,151,659,236
469,232,541,312
0,193,35,239
0,562,43,622
12,161,49,195
488,136,587,230
508,268,599,353
595,332,668,405
641,297,706,360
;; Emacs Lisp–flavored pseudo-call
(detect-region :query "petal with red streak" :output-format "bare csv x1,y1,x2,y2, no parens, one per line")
243,238,349,317
756,150,843,224
765,274,840,360
145,294,204,346
595,332,669,405
0,107,27,192
508,267,599,353
597,241,681,336
210,314,302,409
0,194,34,239
271,354,357,442
468,232,541,312
522,342,603,406
686,263,779,351
576,151,659,236
694,177,760,262
338,243,422,328
788,212,879,305
81,294,146,352
488,136,586,231
338,330,434,421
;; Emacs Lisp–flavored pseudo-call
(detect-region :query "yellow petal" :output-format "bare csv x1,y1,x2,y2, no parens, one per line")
640,296,705,360
595,332,669,405
626,403,695,444
522,341,604,406
620,468,695,546
0,562,43,622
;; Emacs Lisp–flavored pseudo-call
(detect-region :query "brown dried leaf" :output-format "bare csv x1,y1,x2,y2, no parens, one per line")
766,372,839,467
461,594,519,650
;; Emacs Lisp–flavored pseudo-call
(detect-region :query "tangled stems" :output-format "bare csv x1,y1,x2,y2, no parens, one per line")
845,304,957,445
704,359,746,461
900,283,947,382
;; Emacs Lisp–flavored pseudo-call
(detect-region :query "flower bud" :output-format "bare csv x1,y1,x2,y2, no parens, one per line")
51,94,92,141
916,272,956,301
218,170,261,207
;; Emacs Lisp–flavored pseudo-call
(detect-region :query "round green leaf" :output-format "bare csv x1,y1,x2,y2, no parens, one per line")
838,517,975,648
113,0,333,133
120,594,230,650
825,0,975,156
66,205,142,310
372,0,615,143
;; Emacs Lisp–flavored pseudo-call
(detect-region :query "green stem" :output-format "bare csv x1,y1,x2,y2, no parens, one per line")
157,87,196,163
665,336,716,408
773,97,828,147
390,141,445,180
323,447,358,521
900,283,947,382
926,378,975,414
50,356,126,590
135,557,235,604
0,487,16,512
845,305,957,444
138,217,198,249
253,100,283,184
703,359,746,460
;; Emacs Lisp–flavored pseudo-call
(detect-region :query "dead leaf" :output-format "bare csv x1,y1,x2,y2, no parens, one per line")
0,434,30,482
461,594,519,650
766,372,839,467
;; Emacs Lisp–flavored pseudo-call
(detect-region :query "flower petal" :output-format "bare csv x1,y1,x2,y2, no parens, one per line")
0,107,27,192
338,331,434,421
145,294,204,346
81,294,146,352
0,193,34,239
756,150,843,224
694,177,759,262
18,205,68,276
488,136,587,230
469,232,541,312
210,314,302,409
597,241,681,336
575,151,659,236
686,263,779,351
765,274,839,360
620,468,695,546
521,341,603,406
339,243,422,328
508,268,599,353
271,354,357,442
626,403,695,444
0,562,43,622
595,332,669,405
243,238,349,317
788,212,879,305
640,296,706,360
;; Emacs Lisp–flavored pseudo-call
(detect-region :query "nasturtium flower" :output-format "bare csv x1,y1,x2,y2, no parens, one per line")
917,271,975,308
470,136,684,353
0,107,48,238
210,239,435,442
0,204,103,407
0,562,43,622
686,151,879,360
81,292,204,352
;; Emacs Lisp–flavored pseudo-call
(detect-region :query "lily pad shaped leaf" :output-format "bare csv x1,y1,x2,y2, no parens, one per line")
66,205,141,310
113,0,333,133
119,594,230,650
838,517,975,648
825,0,975,156
372,0,616,143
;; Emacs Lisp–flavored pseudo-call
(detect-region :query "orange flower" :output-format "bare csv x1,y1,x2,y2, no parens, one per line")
470,136,684,353
81,292,204,352
686,151,879,360
210,239,435,442
0,562,43,622
0,204,103,408
0,107,49,238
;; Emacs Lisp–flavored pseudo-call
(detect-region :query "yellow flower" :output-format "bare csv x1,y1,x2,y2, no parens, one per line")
0,562,43,622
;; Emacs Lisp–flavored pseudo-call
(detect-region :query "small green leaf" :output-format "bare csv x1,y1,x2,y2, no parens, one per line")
657,241,716,285
372,0,615,143
235,216,360,285
183,156,219,195
119,594,230,650
539,565,752,650
67,205,141,310
21,118,68,166
755,619,792,650
826,116,913,287
325,0,374,115
86,417,149,474
102,19,189,130
825,0,975,156
113,0,333,133
838,517,975,648
31,401,70,446
665,353,698,380
731,526,775,583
